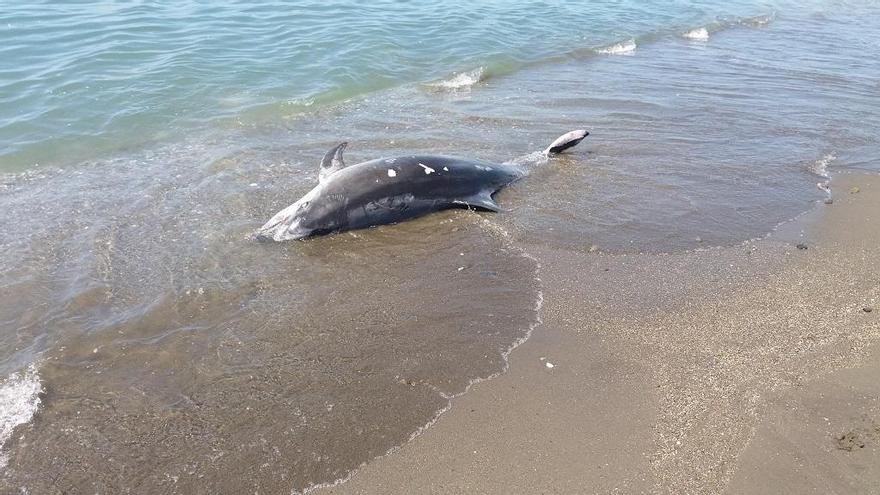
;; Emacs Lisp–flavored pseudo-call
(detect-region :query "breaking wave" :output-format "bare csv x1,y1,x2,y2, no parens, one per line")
683,27,710,40
428,67,485,91
596,39,637,55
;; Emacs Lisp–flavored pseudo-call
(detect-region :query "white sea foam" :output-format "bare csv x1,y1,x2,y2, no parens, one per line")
0,363,43,469
742,14,774,27
683,27,710,41
808,153,835,179
596,39,637,55
284,97,315,107
808,153,835,197
504,150,550,168
429,67,485,90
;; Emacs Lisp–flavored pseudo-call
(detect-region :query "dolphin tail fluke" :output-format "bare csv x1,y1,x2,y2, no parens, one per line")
544,129,589,155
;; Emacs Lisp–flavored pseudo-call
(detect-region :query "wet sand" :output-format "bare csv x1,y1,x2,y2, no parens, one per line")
323,172,880,494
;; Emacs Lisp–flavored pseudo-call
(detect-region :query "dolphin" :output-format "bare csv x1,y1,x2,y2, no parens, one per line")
255,129,589,241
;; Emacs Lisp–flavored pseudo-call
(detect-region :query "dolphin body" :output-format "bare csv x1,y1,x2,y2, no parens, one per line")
255,129,589,241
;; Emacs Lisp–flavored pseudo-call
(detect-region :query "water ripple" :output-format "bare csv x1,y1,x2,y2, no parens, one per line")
1,0,788,171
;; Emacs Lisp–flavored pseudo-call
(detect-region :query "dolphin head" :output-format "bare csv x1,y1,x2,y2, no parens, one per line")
255,185,342,242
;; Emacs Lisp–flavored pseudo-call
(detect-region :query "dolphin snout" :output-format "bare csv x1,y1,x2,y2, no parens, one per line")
254,215,310,242
254,217,288,243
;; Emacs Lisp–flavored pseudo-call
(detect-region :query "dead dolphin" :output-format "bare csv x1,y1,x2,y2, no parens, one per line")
255,129,589,241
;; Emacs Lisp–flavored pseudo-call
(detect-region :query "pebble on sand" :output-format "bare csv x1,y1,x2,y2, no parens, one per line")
850,186,861,194
863,307,873,313
796,243,808,250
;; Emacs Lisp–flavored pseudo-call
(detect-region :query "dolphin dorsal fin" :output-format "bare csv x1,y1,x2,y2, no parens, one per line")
319,142,348,183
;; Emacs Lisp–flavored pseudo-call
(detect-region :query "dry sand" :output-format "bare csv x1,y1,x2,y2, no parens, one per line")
322,172,880,494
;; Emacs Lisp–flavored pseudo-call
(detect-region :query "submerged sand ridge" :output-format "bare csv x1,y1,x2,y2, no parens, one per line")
323,173,880,494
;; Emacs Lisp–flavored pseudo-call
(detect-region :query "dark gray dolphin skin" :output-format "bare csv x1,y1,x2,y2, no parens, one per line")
255,129,589,241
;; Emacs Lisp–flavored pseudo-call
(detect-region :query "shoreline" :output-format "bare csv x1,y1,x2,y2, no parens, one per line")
322,172,880,494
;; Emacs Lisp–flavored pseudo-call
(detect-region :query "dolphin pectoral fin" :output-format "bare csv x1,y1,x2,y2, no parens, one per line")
318,141,348,183
545,129,589,155
455,194,502,212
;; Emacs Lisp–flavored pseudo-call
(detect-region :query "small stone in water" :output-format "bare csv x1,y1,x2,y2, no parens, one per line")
824,198,833,205
796,243,808,250
863,307,874,313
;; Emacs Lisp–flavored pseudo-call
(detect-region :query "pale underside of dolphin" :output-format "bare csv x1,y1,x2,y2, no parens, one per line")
255,129,589,241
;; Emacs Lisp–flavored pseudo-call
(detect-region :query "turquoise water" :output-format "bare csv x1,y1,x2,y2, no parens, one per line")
0,0,783,171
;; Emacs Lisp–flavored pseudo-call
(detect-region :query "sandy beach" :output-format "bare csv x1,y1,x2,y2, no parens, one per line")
323,172,880,494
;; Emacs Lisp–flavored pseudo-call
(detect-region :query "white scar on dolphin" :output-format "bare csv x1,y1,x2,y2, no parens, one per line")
255,129,589,241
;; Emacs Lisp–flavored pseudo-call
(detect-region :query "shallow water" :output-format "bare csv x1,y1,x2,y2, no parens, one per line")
2,1,880,493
